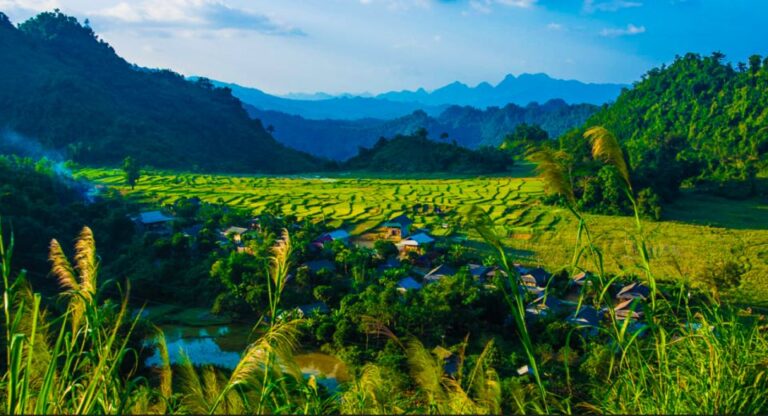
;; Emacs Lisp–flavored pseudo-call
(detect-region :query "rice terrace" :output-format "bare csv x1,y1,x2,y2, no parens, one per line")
78,167,768,303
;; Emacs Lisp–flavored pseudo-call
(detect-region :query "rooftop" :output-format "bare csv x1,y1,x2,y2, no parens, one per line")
137,211,173,225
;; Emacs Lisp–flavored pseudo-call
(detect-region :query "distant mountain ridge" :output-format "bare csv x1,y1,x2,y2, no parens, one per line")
211,73,624,121
209,80,447,120
376,73,626,108
246,99,598,160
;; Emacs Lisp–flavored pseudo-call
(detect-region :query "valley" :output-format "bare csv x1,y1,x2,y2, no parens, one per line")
77,167,768,303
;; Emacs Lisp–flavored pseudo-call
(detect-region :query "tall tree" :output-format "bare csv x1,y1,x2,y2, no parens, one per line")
122,156,140,189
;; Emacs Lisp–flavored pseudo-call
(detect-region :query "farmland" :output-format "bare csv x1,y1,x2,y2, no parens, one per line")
77,168,768,303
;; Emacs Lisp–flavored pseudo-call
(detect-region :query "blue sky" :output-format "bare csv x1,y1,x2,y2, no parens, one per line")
1,0,766,94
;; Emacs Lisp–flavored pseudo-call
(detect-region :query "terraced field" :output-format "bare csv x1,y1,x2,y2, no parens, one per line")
78,168,768,303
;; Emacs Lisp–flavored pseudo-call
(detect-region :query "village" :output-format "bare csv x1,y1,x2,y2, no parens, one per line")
131,201,652,354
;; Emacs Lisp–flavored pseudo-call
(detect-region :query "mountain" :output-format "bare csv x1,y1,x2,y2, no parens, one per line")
0,11,322,173
377,73,627,108
561,52,768,195
246,99,598,160
210,80,447,120
343,131,512,174
213,73,622,121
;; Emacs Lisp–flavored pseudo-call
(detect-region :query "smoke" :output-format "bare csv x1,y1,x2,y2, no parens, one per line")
0,128,100,202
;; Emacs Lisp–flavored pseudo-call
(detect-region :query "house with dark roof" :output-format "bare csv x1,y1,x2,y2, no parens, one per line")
423,264,457,283
613,298,645,320
312,229,350,248
567,305,601,328
616,282,651,301
396,232,435,254
525,294,563,320
379,214,414,240
133,210,174,233
397,276,423,292
467,264,492,281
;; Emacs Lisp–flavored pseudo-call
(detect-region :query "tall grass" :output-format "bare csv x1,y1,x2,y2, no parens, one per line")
0,224,325,415
506,126,768,414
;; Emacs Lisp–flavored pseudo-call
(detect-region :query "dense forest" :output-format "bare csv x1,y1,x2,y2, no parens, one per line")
557,53,768,200
0,11,322,173
343,130,513,173
248,99,597,160
521,53,768,218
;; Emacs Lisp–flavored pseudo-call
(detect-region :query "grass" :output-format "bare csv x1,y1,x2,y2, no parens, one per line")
76,168,768,303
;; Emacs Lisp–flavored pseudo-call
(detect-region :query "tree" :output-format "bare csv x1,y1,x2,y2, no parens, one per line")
122,156,140,189
501,123,549,157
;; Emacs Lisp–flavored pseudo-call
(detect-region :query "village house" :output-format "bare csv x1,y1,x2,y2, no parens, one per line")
312,229,350,249
467,264,492,281
520,270,550,288
525,294,563,320
567,305,601,328
379,214,414,241
133,210,174,234
423,264,457,284
221,226,248,244
616,282,651,301
613,298,645,320
396,232,435,255
397,276,423,293
377,257,402,273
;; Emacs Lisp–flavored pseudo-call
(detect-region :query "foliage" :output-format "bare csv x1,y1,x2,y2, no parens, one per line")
122,156,140,189
564,52,768,196
344,131,513,174
0,11,321,173
500,123,550,158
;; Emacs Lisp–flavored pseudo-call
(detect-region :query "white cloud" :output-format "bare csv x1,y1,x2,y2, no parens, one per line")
92,0,305,36
0,0,58,11
496,0,537,7
465,0,537,14
357,0,430,10
584,0,642,13
600,23,645,37
547,22,564,31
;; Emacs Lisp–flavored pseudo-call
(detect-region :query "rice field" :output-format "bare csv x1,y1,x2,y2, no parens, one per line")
77,168,768,304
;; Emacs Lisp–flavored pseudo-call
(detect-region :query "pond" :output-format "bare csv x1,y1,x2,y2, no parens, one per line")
142,314,349,392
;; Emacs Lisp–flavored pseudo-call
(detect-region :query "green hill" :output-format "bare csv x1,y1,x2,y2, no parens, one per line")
564,52,768,193
343,130,512,174
0,11,321,173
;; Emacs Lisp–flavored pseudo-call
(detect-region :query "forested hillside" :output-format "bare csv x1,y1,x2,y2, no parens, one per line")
0,11,321,173
562,52,768,192
248,99,597,160
343,130,512,173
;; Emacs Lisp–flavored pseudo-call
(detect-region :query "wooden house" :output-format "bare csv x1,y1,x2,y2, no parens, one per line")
379,214,414,240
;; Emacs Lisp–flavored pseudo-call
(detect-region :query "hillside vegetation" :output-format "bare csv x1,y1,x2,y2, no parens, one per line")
342,131,513,173
248,99,597,160
0,11,321,173
561,52,768,194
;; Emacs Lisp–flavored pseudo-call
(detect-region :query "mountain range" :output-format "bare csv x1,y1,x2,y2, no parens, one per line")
246,99,598,160
213,73,625,121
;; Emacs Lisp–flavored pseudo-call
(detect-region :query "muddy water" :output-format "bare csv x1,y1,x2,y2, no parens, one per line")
143,320,349,391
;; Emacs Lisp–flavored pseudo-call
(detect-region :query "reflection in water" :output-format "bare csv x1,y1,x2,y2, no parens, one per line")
144,323,349,392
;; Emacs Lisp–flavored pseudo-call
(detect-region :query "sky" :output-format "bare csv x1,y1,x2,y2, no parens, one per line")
1,0,767,95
